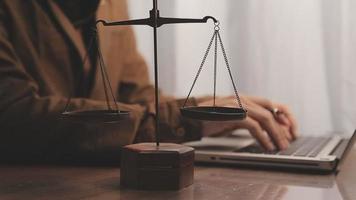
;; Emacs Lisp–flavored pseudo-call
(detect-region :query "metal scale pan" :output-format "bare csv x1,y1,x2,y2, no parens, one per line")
61,110,129,124
180,106,246,121
180,23,247,121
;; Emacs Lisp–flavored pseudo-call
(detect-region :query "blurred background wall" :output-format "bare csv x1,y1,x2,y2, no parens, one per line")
128,0,356,135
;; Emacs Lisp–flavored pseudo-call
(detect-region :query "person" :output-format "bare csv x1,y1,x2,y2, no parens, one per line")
0,0,297,162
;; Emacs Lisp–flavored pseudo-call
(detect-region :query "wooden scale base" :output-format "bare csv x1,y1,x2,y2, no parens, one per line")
120,143,195,190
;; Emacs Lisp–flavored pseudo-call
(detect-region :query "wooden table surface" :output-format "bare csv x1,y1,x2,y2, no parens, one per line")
0,146,355,200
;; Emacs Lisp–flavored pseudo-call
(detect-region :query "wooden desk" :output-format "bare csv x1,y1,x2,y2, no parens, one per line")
0,146,355,200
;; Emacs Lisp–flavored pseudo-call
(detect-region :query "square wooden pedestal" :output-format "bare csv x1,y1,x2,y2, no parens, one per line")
120,143,194,190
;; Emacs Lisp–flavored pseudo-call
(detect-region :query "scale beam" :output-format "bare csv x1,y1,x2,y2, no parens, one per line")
96,12,218,28
157,16,218,27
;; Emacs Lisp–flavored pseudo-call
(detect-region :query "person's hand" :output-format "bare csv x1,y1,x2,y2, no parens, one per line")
198,95,298,151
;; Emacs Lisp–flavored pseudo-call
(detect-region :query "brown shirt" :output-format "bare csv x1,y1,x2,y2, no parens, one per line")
0,0,201,162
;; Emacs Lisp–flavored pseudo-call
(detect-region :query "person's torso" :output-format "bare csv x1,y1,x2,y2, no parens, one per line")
1,0,130,100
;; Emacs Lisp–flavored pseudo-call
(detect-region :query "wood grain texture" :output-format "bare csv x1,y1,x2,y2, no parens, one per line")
0,146,355,200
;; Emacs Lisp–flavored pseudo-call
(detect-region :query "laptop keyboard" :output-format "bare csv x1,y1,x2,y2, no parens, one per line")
236,137,332,157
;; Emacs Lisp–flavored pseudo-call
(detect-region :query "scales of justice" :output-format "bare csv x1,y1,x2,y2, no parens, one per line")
62,0,246,190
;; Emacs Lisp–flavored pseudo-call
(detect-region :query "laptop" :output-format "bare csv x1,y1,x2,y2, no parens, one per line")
184,129,356,173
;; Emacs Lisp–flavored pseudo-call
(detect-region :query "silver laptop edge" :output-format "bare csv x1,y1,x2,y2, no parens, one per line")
188,130,356,172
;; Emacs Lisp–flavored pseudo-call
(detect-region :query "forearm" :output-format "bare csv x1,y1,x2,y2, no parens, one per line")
0,85,145,161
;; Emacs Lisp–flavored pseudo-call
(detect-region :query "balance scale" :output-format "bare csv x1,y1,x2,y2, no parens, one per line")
61,0,246,190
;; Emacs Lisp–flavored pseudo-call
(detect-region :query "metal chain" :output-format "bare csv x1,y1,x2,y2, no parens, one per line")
92,30,111,110
183,30,217,107
95,28,120,112
216,31,245,110
213,30,218,107
63,28,97,113
63,27,120,113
